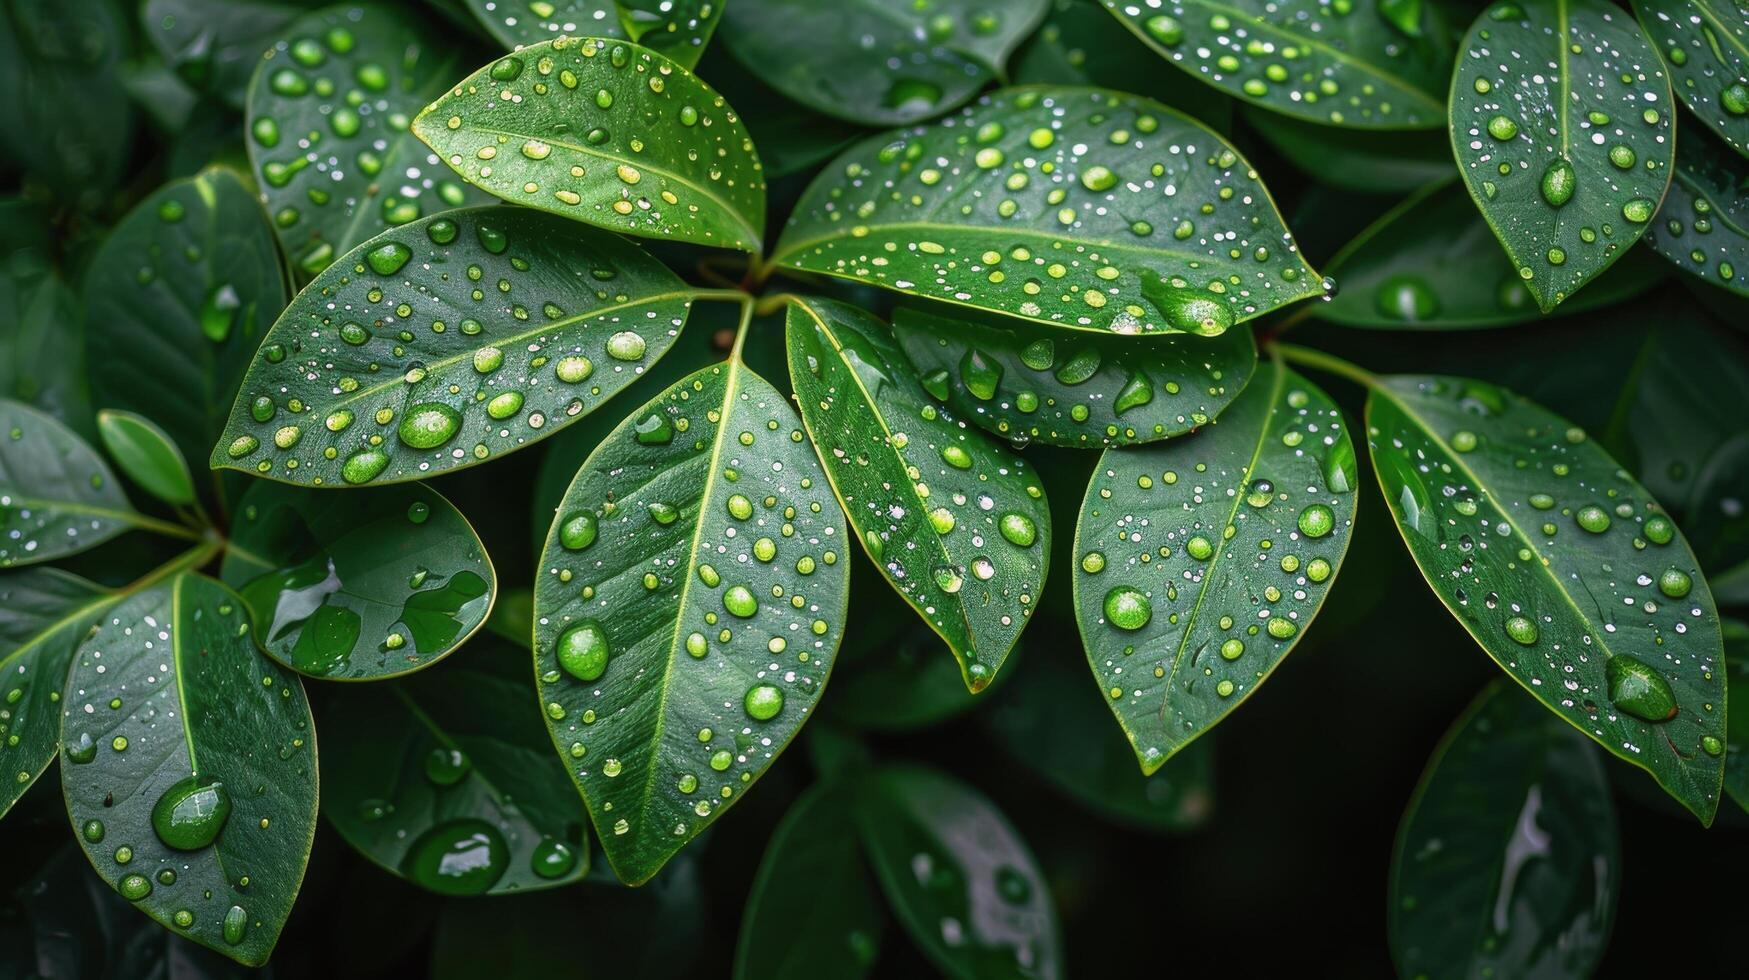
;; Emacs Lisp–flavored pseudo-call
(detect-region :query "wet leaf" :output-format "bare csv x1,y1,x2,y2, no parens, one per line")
720,0,1047,126
856,764,1061,980
1099,0,1453,128
1366,374,1726,822
463,0,723,68
1,399,149,569
211,206,693,487
1645,120,1749,296
705,60,865,181
785,296,1049,691
97,411,197,509
1389,681,1618,979
1074,361,1357,770
0,568,114,818
1319,182,1667,329
414,36,766,253
144,0,313,108
60,573,317,967
247,4,489,277
733,782,884,980
533,358,848,885
891,304,1258,448
1246,110,1456,193
219,480,495,679
0,266,89,435
1449,0,1675,312
85,168,290,468
775,87,1323,337
318,647,590,895
1632,0,1749,158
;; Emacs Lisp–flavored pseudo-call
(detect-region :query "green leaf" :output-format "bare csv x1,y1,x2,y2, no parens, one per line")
0,568,115,819
1366,373,1726,822
720,0,1048,126
219,480,495,679
1723,619,1749,812
1319,182,1667,329
247,4,489,277
856,764,1061,980
1645,120,1749,295
97,411,198,509
413,37,766,253
891,304,1258,448
1245,110,1456,194
84,168,290,468
211,206,694,487
1,398,150,569
785,296,1050,691
1389,681,1618,979
775,87,1324,337
1632,0,1749,158
734,783,884,980
318,647,590,895
533,358,849,885
705,63,865,181
60,573,317,967
1098,0,1453,129
1449,0,1676,312
0,262,89,434
144,0,313,108
463,1,724,69
1073,360,1357,770
983,642,1214,832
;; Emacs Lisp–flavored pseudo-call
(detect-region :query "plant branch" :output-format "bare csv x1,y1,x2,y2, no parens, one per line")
1271,343,1379,389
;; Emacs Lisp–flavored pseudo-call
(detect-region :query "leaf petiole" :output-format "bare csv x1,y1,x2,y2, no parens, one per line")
127,534,226,593
1270,343,1379,390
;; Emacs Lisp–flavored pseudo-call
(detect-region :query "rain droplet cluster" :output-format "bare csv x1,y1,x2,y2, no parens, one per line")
1642,125,1746,293
1632,0,1749,156
1,400,132,568
468,0,722,68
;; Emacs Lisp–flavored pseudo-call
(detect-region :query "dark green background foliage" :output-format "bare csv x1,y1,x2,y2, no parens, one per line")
2,0,1747,977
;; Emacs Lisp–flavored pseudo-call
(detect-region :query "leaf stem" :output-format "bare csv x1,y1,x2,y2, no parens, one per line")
127,534,225,593
128,510,206,543
1271,343,1379,389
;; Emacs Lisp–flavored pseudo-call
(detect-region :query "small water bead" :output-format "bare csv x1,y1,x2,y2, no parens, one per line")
559,512,598,550
1539,158,1576,208
424,747,472,786
1606,654,1678,722
1658,568,1692,598
606,332,646,360
1374,276,1439,321
1702,735,1725,757
398,403,462,449
1244,479,1275,508
1266,617,1297,639
1081,551,1106,574
557,620,610,681
150,777,231,851
400,819,509,895
723,586,758,618
1643,516,1674,545
556,355,594,383
487,392,525,419
530,838,577,879
1103,587,1152,631
1186,536,1214,560
1487,115,1519,140
119,874,152,901
1450,430,1478,453
1575,505,1611,533
1297,505,1335,538
366,242,413,276
1504,615,1538,645
744,684,784,721
82,819,104,842
999,513,1037,547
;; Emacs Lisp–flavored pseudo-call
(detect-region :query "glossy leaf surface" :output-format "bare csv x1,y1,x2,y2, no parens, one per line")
785,297,1049,691
0,568,113,818
1644,121,1749,295
60,573,317,966
319,649,590,894
721,0,1047,126
1319,182,1666,329
1246,110,1455,194
1450,0,1675,311
247,4,488,277
775,87,1323,336
464,1,723,68
220,480,495,679
97,411,197,509
1100,0,1453,128
857,765,1061,980
1074,361,1357,770
1,400,140,569
734,783,884,980
414,37,766,252
533,359,848,885
1389,682,1618,979
1632,0,1749,157
212,206,691,487
145,0,311,108
892,304,1257,448
84,168,289,467
1367,374,1725,821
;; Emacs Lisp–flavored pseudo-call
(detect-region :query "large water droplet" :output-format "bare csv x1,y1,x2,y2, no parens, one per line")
400,819,509,895
150,777,232,851
1606,654,1677,722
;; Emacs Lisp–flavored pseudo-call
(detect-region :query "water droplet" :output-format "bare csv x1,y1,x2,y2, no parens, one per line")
400,820,509,895
1504,616,1538,645
1575,504,1611,533
424,747,472,786
1658,568,1692,598
1104,587,1152,630
1539,158,1576,208
557,620,610,681
1297,504,1335,538
723,585,758,618
559,512,598,550
1606,655,1678,723
530,837,577,879
342,449,390,485
398,403,462,449
150,777,231,851
744,683,784,721
366,242,413,276
999,513,1037,547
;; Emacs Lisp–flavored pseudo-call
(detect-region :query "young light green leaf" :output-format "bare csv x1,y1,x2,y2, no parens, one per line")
318,648,589,895
1366,374,1725,822
1319,182,1666,329
1449,0,1675,312
0,568,115,818
1,399,156,569
1099,0,1453,128
775,87,1324,337
1645,121,1749,295
219,480,495,679
721,0,1048,126
413,36,766,253
85,168,290,468
60,573,317,967
1074,361,1357,771
1247,111,1457,194
1632,0,1749,158
1723,619,1748,813
1389,681,1618,979
891,304,1258,448
533,358,849,886
145,0,310,108
785,297,1049,691
463,0,723,68
734,782,884,980
856,764,1061,980
97,411,197,509
211,206,693,487
247,5,489,277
